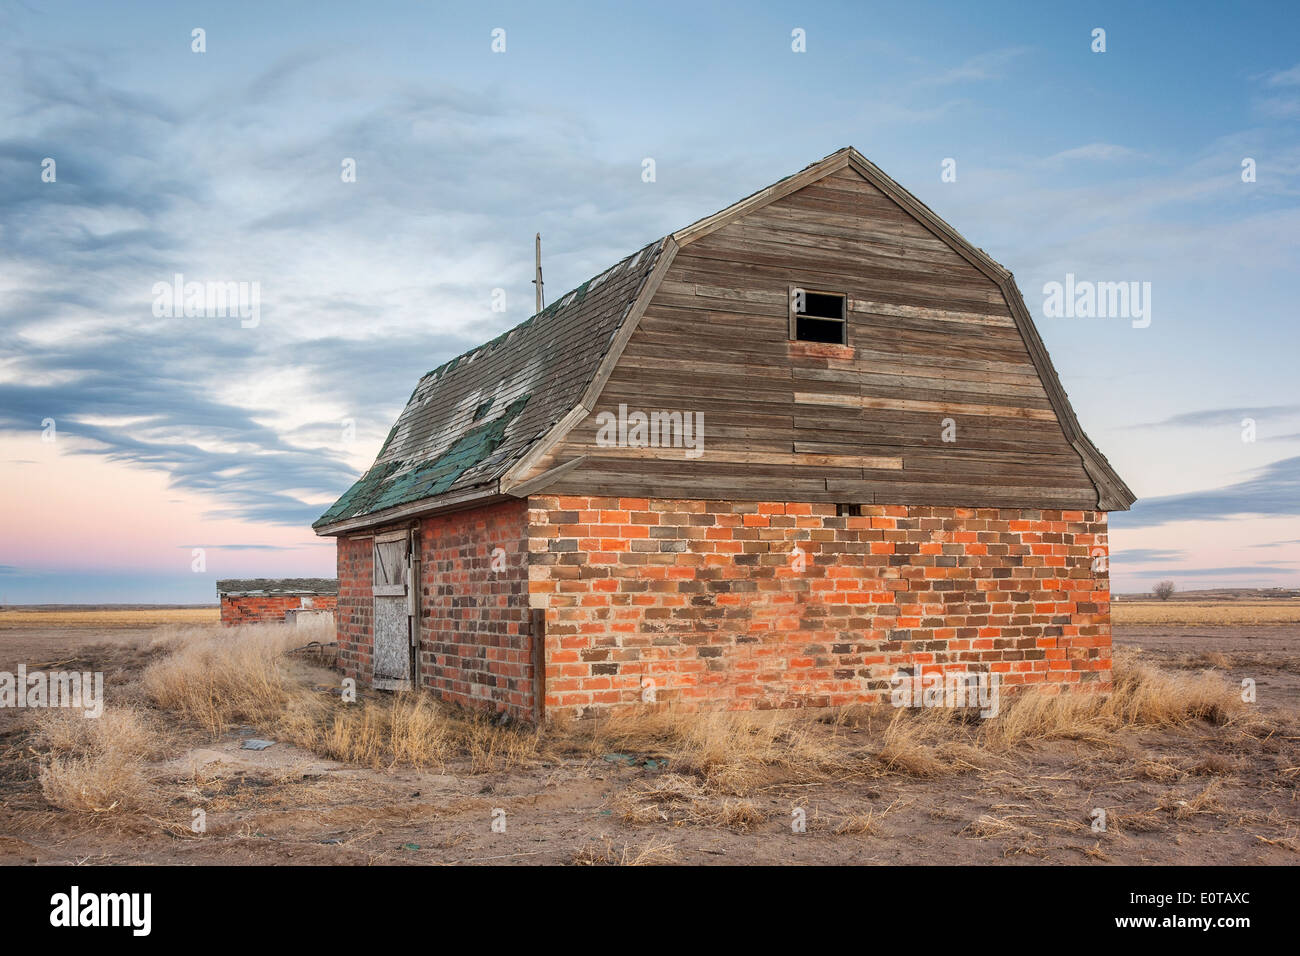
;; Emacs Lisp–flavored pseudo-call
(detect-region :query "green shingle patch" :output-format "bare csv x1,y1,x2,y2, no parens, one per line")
314,395,531,527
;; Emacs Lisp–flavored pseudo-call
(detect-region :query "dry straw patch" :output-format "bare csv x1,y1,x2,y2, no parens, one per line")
142,621,540,772
875,707,996,776
571,835,677,866
1159,780,1225,820
564,706,861,794
33,707,168,814
128,623,1256,809
142,622,308,734
612,774,766,831
979,648,1244,750
291,693,542,772
834,806,890,835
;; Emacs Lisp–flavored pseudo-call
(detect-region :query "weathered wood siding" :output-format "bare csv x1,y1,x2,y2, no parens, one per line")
544,166,1099,509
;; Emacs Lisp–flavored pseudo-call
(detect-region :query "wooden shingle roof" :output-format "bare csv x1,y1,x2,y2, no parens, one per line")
314,239,668,531
217,578,338,596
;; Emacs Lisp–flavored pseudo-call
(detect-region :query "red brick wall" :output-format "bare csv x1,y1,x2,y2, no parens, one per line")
336,536,374,680
526,496,1110,714
219,593,337,626
334,501,536,719
417,499,534,717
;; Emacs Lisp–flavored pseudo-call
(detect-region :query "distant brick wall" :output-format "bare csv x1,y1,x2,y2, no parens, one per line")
219,593,337,626
418,499,534,717
526,496,1110,715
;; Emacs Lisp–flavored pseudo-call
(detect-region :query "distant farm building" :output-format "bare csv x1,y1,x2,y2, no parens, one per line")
217,578,339,626
314,147,1133,722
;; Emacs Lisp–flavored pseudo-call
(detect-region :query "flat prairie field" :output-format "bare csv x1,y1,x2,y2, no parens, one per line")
0,607,219,629
1113,600,1300,626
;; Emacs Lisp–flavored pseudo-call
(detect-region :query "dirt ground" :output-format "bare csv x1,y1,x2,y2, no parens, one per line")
0,619,1296,866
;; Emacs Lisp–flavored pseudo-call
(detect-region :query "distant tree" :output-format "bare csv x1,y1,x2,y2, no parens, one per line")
1153,580,1176,601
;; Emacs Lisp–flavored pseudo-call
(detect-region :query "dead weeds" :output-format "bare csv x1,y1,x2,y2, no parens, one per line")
8,621,1297,862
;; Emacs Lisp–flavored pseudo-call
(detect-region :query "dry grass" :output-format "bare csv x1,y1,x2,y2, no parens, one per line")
592,646,1254,797
33,707,166,814
875,707,980,776
13,618,1296,862
1113,600,1300,626
54,620,1254,837
562,706,860,794
570,835,677,866
833,808,885,836
140,621,540,772
291,693,542,772
134,626,1252,791
299,693,451,768
142,623,307,734
1158,781,1225,820
612,774,767,831
0,608,219,628
979,648,1244,749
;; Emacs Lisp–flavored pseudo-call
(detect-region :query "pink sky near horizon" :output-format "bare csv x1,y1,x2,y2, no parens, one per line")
3,434,336,588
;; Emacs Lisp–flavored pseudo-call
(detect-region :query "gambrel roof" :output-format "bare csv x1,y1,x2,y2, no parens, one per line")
315,148,1133,535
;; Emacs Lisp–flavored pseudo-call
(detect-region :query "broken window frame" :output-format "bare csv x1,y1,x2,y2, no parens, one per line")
789,285,848,345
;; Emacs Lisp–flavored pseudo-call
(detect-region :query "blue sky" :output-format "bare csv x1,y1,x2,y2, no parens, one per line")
2,0,1298,602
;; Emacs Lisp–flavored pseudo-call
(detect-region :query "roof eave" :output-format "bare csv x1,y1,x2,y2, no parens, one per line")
313,481,507,536
312,453,595,536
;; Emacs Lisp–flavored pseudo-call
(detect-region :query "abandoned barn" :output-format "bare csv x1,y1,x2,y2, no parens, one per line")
313,147,1134,721
217,578,338,627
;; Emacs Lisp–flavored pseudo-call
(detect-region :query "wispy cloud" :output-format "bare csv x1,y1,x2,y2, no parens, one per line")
1123,565,1295,578
1263,64,1300,86
1111,548,1187,563
0,40,739,528
1116,455,1300,528
1253,62,1300,118
914,48,1030,88
1045,143,1143,164
1125,405,1300,429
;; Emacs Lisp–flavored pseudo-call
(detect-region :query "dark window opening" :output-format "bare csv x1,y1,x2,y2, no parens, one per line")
802,291,845,319
796,316,846,343
836,503,862,517
792,289,847,345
